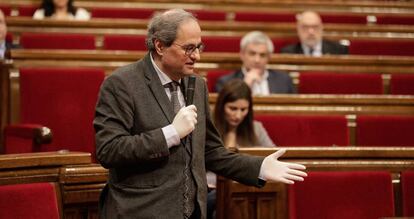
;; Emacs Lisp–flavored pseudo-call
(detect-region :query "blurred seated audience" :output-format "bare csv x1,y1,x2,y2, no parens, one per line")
207,79,276,219
0,9,17,59
33,0,90,20
280,11,348,56
215,31,295,94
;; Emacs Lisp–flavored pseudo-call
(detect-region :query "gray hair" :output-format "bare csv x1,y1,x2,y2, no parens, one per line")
240,31,274,54
146,9,197,51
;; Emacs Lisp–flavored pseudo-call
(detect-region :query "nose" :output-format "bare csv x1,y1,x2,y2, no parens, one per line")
234,110,243,120
190,48,201,61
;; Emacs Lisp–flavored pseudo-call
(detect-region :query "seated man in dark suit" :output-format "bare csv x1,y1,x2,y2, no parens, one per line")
215,31,296,94
280,10,348,56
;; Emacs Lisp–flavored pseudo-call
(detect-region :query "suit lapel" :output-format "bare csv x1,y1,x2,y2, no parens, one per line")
142,54,175,123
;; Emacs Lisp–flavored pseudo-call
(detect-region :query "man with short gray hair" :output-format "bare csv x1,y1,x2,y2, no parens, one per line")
216,31,295,94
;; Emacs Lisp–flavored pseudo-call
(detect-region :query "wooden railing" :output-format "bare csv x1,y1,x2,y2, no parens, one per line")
6,17,414,42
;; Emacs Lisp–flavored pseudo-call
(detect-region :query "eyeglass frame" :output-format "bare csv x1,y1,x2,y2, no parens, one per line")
173,42,205,56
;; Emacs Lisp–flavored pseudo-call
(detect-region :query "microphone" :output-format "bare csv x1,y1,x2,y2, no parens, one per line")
186,76,196,106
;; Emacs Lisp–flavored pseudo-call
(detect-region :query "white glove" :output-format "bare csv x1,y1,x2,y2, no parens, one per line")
259,149,307,184
172,105,197,139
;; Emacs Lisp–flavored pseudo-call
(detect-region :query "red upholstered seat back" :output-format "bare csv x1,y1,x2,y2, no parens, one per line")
349,39,414,56
401,171,414,217
189,10,227,21
289,171,394,219
271,37,298,53
0,5,11,16
20,33,96,49
6,32,12,44
202,36,241,53
103,35,147,51
320,14,367,24
376,15,414,25
356,115,414,146
0,182,60,219
298,72,383,94
390,74,414,95
206,69,233,92
254,114,349,146
18,5,38,16
234,11,295,22
17,68,105,159
91,7,155,19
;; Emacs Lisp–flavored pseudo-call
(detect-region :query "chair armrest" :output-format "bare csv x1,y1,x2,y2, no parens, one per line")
5,124,53,144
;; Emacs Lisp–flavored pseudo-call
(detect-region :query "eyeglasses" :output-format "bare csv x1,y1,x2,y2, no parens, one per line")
173,42,205,56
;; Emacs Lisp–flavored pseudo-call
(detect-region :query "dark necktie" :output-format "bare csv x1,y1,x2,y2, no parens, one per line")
165,81,195,217
165,81,181,114
309,47,314,56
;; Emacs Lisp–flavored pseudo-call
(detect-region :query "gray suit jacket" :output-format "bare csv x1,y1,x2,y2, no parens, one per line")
215,69,296,93
280,39,349,55
94,53,264,219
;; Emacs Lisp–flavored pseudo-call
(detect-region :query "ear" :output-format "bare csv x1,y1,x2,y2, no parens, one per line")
154,39,165,56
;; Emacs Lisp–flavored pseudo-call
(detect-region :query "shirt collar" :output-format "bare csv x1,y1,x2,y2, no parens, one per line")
150,52,181,86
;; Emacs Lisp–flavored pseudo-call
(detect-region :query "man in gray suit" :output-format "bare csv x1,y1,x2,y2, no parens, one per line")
280,10,348,56
216,31,296,94
94,9,307,219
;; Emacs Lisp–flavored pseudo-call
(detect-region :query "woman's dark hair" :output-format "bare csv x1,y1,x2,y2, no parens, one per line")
213,79,258,147
41,0,77,17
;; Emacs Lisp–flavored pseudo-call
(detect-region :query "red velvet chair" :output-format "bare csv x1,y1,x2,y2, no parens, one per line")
298,72,383,94
348,39,414,56
18,5,38,17
202,36,241,53
289,171,394,219
206,69,233,92
320,14,367,24
3,68,105,161
390,74,414,95
271,37,298,53
254,114,349,146
0,5,11,16
376,15,414,25
356,115,414,146
91,7,155,19
103,34,147,51
234,11,295,23
20,33,96,50
189,10,227,21
401,171,414,217
0,182,61,219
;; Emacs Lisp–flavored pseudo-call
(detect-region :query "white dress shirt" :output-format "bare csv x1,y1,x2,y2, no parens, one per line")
150,53,184,148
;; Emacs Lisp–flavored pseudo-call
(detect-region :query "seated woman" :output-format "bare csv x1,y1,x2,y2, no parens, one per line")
33,0,90,20
207,79,276,219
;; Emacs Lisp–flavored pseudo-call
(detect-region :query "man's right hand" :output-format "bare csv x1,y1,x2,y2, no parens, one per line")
244,68,262,87
172,105,197,139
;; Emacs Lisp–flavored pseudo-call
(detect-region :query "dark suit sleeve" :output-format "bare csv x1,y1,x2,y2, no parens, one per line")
202,82,265,187
94,74,170,168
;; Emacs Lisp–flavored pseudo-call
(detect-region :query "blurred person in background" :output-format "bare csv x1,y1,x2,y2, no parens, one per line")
216,31,295,94
280,10,348,56
207,79,276,219
33,0,90,20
